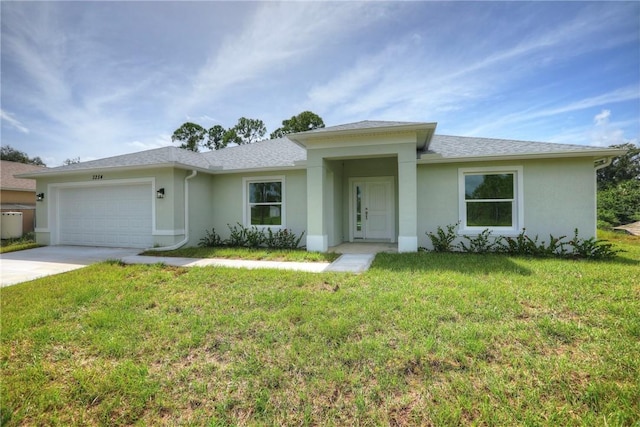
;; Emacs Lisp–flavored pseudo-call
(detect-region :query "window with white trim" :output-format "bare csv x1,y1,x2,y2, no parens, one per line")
459,166,523,233
244,177,284,227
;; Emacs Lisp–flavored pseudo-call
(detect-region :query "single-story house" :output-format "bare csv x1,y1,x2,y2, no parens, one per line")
1,160,47,235
18,121,625,252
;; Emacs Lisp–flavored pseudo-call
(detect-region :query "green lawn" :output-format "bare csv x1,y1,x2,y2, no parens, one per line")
0,234,40,254
2,234,639,426
141,246,340,263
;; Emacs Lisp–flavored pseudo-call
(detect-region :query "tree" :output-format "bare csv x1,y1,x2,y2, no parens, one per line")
171,122,207,152
597,143,640,189
270,111,325,139
0,145,46,166
205,125,227,151
232,117,266,144
596,143,640,227
597,179,640,227
63,157,80,165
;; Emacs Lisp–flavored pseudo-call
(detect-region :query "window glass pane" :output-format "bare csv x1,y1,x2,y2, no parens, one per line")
251,205,282,226
465,174,513,200
249,182,282,203
467,201,512,226
356,186,362,231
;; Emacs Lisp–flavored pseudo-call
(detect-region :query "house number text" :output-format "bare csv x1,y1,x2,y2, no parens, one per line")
92,175,103,180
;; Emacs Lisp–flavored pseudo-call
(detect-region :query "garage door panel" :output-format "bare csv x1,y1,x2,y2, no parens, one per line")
59,184,153,248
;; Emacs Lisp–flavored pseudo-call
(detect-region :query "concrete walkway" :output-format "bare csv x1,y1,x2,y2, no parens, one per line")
323,254,376,273
1,245,380,287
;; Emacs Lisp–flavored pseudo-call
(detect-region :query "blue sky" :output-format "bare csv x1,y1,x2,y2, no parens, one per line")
1,1,638,166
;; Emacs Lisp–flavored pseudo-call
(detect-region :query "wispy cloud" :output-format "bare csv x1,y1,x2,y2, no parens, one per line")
463,86,639,137
178,2,388,114
0,109,29,134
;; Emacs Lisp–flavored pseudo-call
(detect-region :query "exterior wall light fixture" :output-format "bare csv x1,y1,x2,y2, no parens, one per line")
36,193,45,201
156,188,165,199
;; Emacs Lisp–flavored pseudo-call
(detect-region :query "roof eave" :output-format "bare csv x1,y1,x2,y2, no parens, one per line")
16,162,223,179
208,164,307,175
417,148,628,164
289,122,438,147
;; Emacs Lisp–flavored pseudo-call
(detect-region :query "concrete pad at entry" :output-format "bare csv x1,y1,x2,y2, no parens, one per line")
0,246,141,287
324,254,375,273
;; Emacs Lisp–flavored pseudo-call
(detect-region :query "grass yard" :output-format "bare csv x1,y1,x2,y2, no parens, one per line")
141,247,340,263
0,234,40,254
1,234,639,426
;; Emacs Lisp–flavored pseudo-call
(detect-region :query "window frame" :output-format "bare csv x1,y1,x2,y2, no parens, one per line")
458,166,523,235
242,176,285,229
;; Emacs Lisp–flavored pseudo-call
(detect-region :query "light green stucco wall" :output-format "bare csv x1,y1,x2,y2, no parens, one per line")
208,169,307,244
417,158,597,249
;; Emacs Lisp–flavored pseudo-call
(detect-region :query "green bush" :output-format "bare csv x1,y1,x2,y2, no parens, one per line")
597,179,640,227
425,222,459,252
198,228,223,248
198,224,305,250
424,224,618,259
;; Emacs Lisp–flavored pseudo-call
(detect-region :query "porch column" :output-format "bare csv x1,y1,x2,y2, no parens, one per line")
306,157,328,252
397,149,418,252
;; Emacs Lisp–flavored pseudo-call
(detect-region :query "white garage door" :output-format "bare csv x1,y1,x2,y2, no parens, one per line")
58,184,153,248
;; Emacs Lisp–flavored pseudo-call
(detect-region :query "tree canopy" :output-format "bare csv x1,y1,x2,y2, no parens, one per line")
233,117,266,145
597,143,640,189
597,143,640,228
172,111,324,152
0,145,46,166
270,111,325,139
171,122,207,152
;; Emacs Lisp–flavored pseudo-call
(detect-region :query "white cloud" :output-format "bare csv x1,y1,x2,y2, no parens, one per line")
590,109,635,147
128,134,172,152
593,109,611,126
0,109,29,134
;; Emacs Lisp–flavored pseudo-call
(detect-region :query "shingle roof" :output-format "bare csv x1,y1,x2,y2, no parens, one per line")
16,121,623,178
303,120,427,134
203,137,306,170
19,146,216,177
424,135,612,159
0,161,45,190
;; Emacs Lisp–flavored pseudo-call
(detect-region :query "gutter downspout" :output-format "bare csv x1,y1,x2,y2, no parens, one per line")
147,170,198,251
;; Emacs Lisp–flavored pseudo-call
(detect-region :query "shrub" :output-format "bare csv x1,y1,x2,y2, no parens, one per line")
198,228,223,248
244,226,265,249
227,223,248,247
200,224,305,250
458,229,497,253
425,225,619,260
265,228,305,250
567,229,620,260
425,222,459,252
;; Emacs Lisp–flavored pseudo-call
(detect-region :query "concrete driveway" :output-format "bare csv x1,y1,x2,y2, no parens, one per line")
0,246,141,287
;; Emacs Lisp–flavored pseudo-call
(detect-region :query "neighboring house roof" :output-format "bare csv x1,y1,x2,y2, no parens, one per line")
16,121,626,178
0,161,45,191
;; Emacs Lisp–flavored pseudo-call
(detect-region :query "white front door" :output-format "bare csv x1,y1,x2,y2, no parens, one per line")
351,177,394,241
